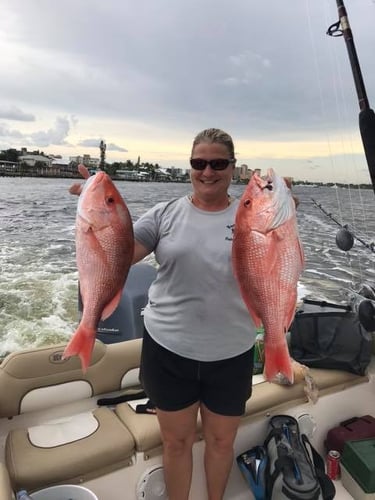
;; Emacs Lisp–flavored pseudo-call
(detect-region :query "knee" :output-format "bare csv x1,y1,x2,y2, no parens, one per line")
205,434,235,456
162,434,196,457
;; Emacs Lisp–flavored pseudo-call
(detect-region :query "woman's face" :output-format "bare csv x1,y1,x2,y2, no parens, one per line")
190,142,234,203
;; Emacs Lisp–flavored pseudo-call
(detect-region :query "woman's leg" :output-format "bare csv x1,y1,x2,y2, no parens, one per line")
200,404,242,500
156,402,200,500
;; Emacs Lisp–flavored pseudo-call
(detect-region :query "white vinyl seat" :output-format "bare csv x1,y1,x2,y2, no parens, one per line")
115,367,369,456
0,340,143,493
6,406,135,493
0,463,13,500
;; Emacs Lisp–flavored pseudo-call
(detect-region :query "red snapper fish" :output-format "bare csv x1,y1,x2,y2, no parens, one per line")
232,168,304,384
64,165,134,371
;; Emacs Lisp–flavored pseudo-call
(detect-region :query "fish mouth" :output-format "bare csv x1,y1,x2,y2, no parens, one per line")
263,169,275,190
263,180,273,191
254,168,275,191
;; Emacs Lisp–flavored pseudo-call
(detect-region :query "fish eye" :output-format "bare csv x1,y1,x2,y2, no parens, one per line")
244,199,251,207
106,196,115,204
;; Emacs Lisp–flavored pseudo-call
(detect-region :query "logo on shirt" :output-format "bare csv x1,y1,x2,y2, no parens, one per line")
225,224,234,241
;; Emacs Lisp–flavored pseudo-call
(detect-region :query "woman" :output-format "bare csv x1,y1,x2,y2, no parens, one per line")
132,128,256,500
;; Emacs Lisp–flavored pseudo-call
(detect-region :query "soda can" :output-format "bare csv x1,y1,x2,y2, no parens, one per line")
326,450,341,480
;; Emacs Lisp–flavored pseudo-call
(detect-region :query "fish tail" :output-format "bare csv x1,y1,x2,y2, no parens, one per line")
63,326,96,373
264,340,294,384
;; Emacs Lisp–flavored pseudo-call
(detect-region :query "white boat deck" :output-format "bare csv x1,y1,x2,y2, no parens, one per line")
1,344,374,499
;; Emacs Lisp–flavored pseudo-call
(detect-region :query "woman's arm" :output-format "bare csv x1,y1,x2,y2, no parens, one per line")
132,239,152,265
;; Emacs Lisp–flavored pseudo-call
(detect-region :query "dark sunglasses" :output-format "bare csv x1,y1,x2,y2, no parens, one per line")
190,158,235,171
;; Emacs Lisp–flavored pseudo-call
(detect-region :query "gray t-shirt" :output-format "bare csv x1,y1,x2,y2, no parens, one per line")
133,195,256,361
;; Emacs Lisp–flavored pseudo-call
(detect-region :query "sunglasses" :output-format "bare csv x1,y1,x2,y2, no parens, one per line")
190,158,235,171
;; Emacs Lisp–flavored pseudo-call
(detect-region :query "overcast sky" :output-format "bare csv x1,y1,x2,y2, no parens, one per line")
1,0,374,182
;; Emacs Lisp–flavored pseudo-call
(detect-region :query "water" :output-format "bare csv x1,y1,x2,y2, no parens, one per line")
1,177,374,357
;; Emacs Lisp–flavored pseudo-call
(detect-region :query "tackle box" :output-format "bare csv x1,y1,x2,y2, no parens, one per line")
341,464,375,500
341,438,375,494
325,415,375,454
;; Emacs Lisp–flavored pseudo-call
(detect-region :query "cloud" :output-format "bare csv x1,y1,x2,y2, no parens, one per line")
0,124,24,138
0,0,374,182
0,105,35,121
0,116,75,147
107,143,128,152
30,117,74,146
77,139,102,148
77,139,127,152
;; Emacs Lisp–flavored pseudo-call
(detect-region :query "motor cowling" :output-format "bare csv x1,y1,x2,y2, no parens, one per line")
78,262,157,344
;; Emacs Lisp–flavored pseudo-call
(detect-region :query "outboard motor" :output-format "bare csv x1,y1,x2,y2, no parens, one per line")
78,262,157,344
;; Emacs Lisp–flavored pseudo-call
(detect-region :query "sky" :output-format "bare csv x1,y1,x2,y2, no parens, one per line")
0,0,374,183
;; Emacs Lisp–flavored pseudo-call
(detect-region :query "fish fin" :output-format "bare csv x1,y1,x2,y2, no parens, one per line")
63,326,96,373
248,308,262,328
239,294,262,328
264,339,294,384
101,289,123,320
273,224,288,240
69,183,83,196
78,164,91,179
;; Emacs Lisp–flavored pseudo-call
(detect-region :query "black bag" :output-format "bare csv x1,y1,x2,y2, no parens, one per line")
264,415,335,500
289,298,372,375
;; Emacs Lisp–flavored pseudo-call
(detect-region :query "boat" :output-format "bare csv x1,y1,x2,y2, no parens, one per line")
1,2,375,499
0,259,374,500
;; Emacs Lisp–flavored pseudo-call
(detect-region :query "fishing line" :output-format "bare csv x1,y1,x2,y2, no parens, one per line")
305,0,355,283
304,0,341,199
324,1,375,285
304,0,373,290
326,6,373,256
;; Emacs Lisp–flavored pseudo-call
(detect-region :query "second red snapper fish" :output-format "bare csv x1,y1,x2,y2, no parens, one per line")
64,165,134,371
232,168,304,384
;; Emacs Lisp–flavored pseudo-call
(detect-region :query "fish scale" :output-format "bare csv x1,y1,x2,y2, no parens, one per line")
232,169,304,384
64,167,134,371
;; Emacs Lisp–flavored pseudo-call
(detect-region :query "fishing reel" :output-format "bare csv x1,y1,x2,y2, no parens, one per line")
350,284,375,333
358,299,375,332
357,285,375,333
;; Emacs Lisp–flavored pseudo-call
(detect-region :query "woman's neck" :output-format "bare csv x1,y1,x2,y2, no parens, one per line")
189,194,233,212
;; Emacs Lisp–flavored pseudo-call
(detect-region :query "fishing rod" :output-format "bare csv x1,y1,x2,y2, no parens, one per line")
327,0,375,194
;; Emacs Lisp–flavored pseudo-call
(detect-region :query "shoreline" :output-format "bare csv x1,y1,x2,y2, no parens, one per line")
0,170,190,183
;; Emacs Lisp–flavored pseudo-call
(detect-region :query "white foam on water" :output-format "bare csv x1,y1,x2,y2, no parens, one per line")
297,282,309,301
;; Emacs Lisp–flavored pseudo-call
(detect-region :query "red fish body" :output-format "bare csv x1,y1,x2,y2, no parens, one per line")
232,169,304,384
64,166,134,371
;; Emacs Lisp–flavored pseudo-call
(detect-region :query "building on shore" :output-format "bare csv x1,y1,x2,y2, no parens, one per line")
233,164,256,182
69,155,100,169
18,154,52,167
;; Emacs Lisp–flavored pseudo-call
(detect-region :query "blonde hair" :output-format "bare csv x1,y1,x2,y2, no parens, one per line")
191,128,236,160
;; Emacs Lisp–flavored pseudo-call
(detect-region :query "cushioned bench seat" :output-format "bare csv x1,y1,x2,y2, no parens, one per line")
6,407,135,493
0,463,13,500
115,368,369,455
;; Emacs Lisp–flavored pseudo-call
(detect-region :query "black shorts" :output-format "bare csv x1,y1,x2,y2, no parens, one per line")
139,329,254,416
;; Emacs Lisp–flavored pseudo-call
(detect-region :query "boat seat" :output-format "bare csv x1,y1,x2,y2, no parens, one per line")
115,367,369,456
0,463,13,500
5,406,135,493
0,339,143,493
0,339,143,418
242,367,369,422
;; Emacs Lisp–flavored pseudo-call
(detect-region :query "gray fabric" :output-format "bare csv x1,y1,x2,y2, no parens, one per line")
133,195,256,361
